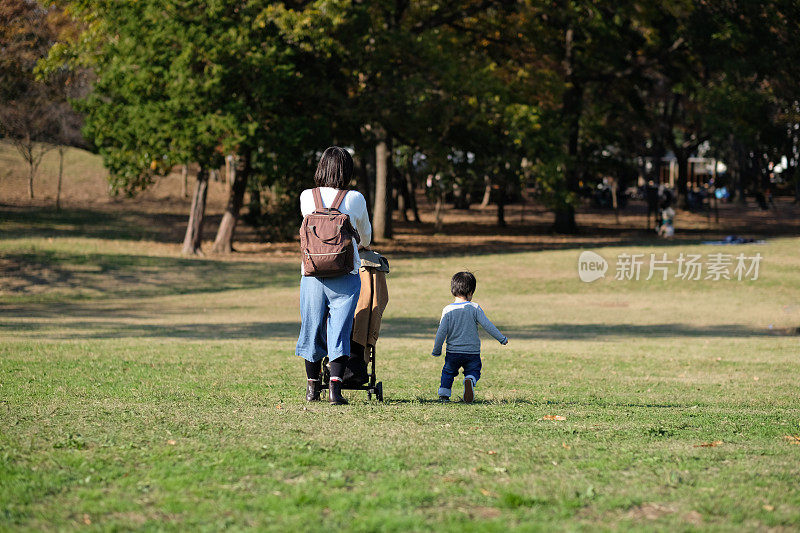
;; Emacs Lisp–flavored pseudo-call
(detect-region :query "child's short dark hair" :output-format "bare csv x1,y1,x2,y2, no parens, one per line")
451,271,476,298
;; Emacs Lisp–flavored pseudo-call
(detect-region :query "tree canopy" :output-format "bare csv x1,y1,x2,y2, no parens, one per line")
43,0,800,241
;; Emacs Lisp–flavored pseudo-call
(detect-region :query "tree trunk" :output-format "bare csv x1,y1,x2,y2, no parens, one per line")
556,26,582,234
28,161,35,199
248,185,262,221
395,168,408,222
394,166,417,222
354,154,373,220
56,146,64,211
554,206,577,233
226,155,236,192
405,169,420,223
652,143,666,184
610,178,619,224
563,83,583,194
736,147,747,205
676,151,689,209
713,162,720,224
373,135,393,241
433,188,444,232
366,146,376,210
180,164,188,198
497,195,506,228
182,168,209,256
480,175,492,208
212,151,250,253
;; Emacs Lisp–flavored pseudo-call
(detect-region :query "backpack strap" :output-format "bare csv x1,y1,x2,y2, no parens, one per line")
330,189,348,211
311,187,324,210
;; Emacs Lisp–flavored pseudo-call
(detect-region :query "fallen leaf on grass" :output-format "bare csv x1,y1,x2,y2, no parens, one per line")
480,488,491,496
83,514,91,525
167,440,177,446
783,435,800,444
693,440,723,447
562,442,571,449
543,415,566,421
753,376,759,381
763,505,775,512
474,448,498,456
276,404,282,410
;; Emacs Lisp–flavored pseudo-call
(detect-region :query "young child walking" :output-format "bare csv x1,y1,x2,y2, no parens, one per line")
432,271,508,403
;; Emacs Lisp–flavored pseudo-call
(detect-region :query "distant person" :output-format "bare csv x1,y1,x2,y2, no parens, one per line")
432,272,508,403
755,190,768,210
295,146,372,405
657,206,675,238
765,187,776,208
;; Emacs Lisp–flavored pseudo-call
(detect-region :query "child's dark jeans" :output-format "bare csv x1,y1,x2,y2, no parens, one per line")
438,352,482,397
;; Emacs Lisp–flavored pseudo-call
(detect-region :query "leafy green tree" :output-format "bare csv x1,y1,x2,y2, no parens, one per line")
273,1,523,239
50,0,331,253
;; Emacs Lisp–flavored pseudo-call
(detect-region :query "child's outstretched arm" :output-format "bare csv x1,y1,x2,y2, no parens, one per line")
431,313,449,356
476,306,508,345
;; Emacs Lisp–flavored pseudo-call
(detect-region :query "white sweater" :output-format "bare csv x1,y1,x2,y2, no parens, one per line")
300,187,372,275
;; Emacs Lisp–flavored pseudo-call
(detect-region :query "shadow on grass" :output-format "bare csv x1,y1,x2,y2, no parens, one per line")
0,319,300,339
380,317,776,340
384,396,723,409
387,397,538,405
0,316,779,341
6,204,795,262
0,206,207,243
0,249,297,300
383,234,730,260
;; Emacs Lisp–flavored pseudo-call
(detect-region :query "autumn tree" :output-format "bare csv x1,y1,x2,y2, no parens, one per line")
0,0,81,200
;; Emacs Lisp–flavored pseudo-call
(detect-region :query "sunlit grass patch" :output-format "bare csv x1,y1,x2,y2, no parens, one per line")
1,232,799,530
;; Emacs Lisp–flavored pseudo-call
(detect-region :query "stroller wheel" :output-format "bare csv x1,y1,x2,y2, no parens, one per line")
376,382,383,402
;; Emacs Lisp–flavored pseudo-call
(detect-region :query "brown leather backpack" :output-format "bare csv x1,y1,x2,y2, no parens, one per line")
300,188,361,277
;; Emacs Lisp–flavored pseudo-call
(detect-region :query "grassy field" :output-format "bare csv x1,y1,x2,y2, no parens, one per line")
2,210,800,531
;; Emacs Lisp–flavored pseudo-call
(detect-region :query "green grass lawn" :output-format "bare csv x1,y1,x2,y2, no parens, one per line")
2,221,800,531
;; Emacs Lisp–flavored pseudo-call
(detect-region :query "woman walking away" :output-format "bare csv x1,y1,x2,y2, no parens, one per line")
296,146,372,405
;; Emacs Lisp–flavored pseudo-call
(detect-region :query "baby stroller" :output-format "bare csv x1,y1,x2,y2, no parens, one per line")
321,251,389,401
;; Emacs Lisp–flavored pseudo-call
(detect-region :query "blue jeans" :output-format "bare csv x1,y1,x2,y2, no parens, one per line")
295,274,360,363
438,352,482,397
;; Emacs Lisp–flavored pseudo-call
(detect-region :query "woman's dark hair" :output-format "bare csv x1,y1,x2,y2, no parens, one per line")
451,271,477,298
314,146,353,189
